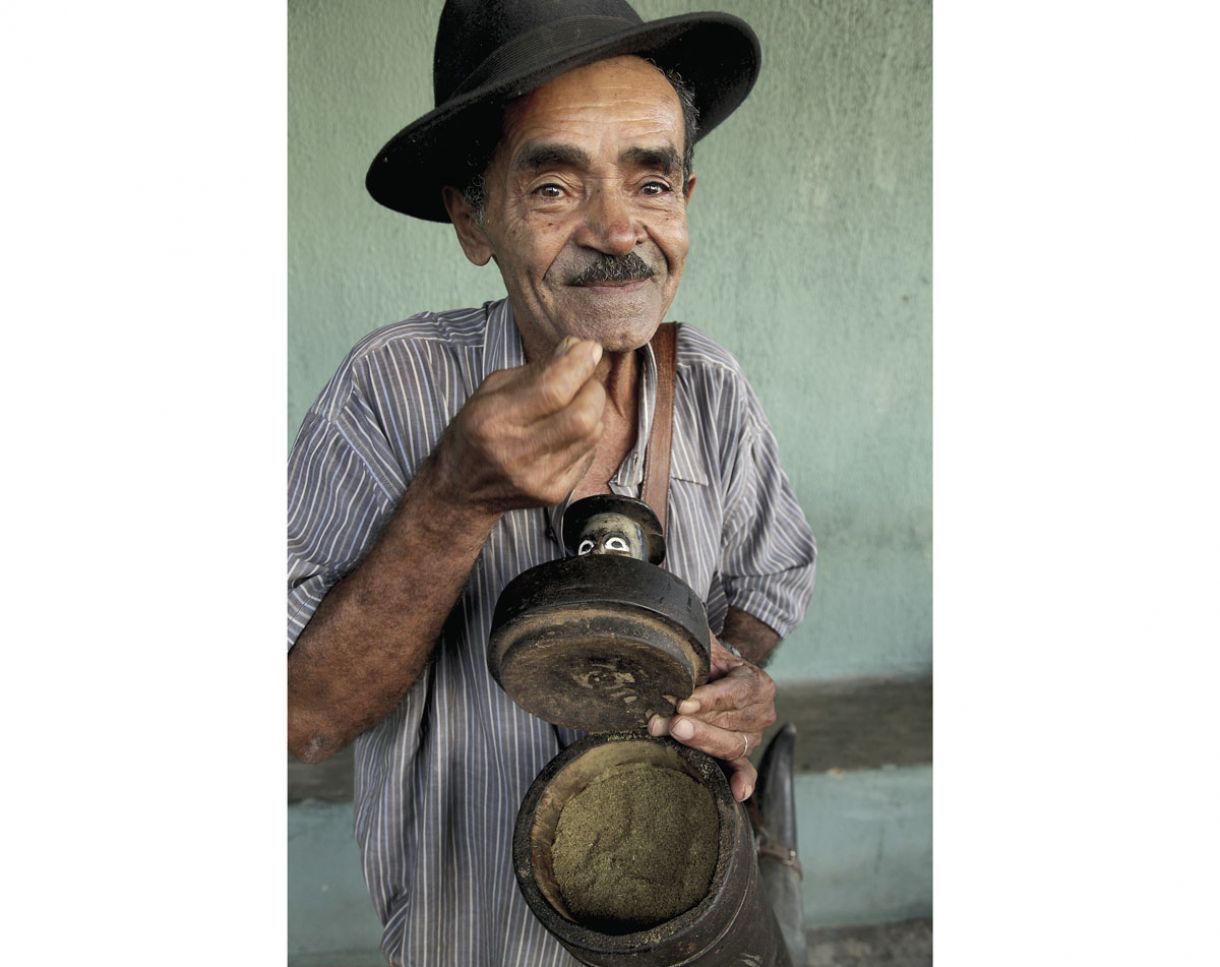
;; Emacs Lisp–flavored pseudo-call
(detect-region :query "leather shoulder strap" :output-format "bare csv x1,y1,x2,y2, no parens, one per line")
641,322,678,534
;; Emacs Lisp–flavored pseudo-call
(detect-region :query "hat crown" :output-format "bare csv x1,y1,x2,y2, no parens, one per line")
434,0,644,106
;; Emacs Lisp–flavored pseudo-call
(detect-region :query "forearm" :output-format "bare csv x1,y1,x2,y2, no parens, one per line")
287,453,499,762
719,606,781,667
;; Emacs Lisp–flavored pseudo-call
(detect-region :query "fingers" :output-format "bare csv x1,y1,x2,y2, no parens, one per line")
442,337,607,511
675,665,776,734
678,673,750,716
527,374,607,454
647,713,762,802
520,426,603,504
706,631,746,679
646,647,777,803
729,759,758,803
517,337,604,422
489,377,602,504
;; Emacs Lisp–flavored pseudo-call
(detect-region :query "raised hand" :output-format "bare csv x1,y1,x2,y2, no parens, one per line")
434,336,607,513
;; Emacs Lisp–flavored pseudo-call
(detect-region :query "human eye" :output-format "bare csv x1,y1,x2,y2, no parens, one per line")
640,180,673,196
532,182,566,199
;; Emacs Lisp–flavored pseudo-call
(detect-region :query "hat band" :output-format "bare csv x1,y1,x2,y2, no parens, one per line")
448,15,641,101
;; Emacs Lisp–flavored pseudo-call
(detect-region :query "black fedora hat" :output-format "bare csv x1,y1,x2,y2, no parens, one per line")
366,0,761,222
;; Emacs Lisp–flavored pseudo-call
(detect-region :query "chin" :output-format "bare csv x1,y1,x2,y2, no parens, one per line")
550,284,670,351
578,304,666,352
593,318,663,354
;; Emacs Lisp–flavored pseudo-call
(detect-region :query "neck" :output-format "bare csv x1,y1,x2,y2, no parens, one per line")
594,349,638,422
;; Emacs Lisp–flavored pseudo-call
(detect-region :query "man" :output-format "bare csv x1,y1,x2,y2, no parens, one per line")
288,1,816,964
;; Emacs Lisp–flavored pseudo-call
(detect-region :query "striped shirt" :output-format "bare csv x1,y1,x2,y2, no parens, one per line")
287,299,816,966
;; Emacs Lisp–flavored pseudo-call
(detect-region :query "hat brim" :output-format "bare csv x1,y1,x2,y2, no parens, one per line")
365,12,761,222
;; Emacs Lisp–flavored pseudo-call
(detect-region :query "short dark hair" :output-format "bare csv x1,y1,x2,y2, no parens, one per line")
460,63,699,223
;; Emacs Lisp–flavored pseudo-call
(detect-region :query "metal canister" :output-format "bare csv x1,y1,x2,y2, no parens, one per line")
489,496,791,967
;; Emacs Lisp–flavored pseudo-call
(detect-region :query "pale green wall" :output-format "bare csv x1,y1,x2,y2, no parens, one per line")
288,0,932,957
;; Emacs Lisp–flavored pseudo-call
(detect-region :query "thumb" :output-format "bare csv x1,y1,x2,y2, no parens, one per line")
536,336,603,401
549,336,603,367
516,336,603,419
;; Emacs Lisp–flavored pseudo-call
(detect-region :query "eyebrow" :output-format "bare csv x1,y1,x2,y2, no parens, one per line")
512,142,682,177
619,145,681,176
514,142,591,173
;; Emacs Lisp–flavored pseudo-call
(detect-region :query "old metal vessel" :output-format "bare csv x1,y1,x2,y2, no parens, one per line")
489,495,791,967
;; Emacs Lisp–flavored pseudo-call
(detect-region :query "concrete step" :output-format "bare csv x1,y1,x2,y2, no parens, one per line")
806,919,932,967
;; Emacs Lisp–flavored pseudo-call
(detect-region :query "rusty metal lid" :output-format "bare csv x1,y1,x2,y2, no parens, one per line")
489,555,711,731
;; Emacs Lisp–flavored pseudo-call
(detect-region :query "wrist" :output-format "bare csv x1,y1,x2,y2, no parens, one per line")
409,453,502,547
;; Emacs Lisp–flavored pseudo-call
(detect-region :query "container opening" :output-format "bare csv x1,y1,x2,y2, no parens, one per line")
528,738,721,934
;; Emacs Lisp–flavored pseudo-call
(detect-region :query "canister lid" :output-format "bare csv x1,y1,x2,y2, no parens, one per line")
489,555,711,731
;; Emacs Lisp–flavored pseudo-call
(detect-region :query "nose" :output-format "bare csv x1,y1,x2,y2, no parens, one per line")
574,184,640,256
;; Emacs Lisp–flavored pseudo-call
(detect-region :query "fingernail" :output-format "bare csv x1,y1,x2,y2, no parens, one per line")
677,699,699,714
648,715,667,736
741,784,753,801
553,336,578,357
589,343,603,365
672,719,694,740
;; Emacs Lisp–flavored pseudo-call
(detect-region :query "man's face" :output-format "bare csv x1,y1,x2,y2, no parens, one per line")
460,56,693,358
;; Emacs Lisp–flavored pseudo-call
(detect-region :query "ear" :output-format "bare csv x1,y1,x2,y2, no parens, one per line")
683,172,697,204
442,186,494,266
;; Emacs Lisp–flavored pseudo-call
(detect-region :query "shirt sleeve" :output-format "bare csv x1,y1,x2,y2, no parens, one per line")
718,383,817,640
287,410,396,650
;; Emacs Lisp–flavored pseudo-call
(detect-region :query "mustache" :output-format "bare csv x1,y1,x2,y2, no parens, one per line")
565,252,655,286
